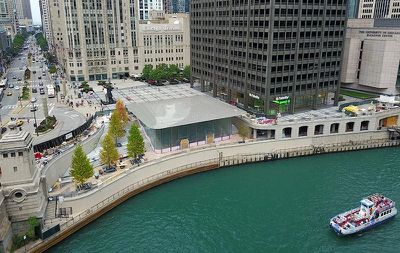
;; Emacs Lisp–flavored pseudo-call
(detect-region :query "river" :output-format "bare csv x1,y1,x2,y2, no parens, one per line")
48,148,400,253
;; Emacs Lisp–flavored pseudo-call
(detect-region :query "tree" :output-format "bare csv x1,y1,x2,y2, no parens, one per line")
183,65,191,79
49,65,57,74
27,217,39,238
115,99,129,127
142,64,153,80
127,123,145,159
238,125,250,142
100,132,119,167
168,64,180,79
70,145,94,185
109,110,125,142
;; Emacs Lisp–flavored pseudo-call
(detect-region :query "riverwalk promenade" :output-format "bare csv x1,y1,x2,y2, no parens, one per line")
27,127,400,252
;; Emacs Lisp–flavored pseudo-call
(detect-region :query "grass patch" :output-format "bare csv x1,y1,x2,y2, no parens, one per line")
340,89,377,99
21,86,30,100
36,116,57,133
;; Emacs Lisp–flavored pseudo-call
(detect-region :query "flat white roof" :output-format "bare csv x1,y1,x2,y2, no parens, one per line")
361,199,374,207
113,84,245,129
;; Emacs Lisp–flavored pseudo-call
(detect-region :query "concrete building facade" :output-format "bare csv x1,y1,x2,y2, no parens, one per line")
341,19,400,95
137,12,190,70
48,0,190,81
138,0,163,20
39,0,52,49
358,0,400,18
0,131,47,234
191,0,347,115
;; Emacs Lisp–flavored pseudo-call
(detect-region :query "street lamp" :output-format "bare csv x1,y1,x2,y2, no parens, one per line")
31,100,38,136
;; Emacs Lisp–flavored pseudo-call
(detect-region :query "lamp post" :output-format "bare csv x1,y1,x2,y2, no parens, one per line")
31,101,38,136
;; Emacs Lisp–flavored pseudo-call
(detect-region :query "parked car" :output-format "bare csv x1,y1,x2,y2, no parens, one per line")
170,79,180,85
33,71,36,74
147,79,157,85
30,97,37,103
39,82,43,86
32,87,37,93
101,165,117,174
182,78,189,83
38,76,42,79
14,86,20,90
12,76,16,79
6,91,12,96
8,83,14,88
17,77,22,81
39,88,45,95
30,104,38,112
1,127,6,134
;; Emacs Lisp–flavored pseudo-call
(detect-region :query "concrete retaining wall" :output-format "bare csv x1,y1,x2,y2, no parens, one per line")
58,130,389,214
41,125,105,189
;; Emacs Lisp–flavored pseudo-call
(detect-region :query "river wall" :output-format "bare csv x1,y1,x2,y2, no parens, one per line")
29,129,398,252
41,125,105,189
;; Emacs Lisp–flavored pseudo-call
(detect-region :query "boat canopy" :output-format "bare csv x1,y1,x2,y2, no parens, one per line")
360,199,374,208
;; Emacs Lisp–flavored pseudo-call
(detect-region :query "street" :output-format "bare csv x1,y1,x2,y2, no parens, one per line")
0,36,86,141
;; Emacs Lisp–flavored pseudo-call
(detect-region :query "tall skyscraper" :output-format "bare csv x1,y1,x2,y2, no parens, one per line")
138,0,163,20
191,0,347,115
164,0,190,13
358,0,400,18
39,0,52,48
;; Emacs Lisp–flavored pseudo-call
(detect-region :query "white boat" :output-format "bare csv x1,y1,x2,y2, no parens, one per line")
330,194,397,236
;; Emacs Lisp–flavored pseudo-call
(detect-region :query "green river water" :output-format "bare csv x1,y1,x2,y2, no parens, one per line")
48,148,400,253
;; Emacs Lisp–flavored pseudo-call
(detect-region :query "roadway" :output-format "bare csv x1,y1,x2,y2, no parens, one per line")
0,36,86,142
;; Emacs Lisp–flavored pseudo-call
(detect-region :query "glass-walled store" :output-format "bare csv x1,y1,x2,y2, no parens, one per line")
143,118,233,153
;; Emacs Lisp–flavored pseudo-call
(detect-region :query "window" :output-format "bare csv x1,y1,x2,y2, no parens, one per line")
314,125,324,135
330,123,339,133
299,126,308,137
18,152,23,156
13,166,17,172
11,152,15,157
2,154,7,158
14,192,23,198
282,127,292,138
346,122,355,132
360,121,369,131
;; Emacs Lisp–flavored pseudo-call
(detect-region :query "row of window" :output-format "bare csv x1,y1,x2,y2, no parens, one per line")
281,121,370,138
381,209,392,217
2,151,24,158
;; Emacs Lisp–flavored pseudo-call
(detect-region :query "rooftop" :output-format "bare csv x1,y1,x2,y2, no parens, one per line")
112,84,246,129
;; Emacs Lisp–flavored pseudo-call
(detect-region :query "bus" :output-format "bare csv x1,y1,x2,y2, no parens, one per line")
47,85,55,98
0,78,7,88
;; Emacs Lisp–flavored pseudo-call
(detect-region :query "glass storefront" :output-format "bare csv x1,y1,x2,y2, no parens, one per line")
143,118,233,152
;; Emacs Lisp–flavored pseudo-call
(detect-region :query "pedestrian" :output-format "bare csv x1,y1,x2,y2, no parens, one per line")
27,118,30,123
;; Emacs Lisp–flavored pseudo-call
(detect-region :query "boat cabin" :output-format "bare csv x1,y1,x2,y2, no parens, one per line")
360,199,374,217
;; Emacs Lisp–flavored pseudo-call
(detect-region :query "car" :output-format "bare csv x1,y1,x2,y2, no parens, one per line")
14,86,20,90
170,79,180,85
30,104,37,111
30,97,37,103
6,91,12,96
147,80,157,85
182,78,189,83
33,71,36,74
16,120,23,127
42,73,46,76
39,88,45,95
39,82,43,86
8,83,14,88
12,76,16,79
38,76,41,79
17,77,22,81
32,87,37,93
101,165,116,174
1,127,6,134
40,65,43,68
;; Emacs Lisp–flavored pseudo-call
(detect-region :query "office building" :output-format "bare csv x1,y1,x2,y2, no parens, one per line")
39,0,52,49
138,0,163,20
164,0,190,13
49,0,190,82
341,19,400,95
358,0,400,18
191,0,347,115
14,0,32,27
137,12,190,69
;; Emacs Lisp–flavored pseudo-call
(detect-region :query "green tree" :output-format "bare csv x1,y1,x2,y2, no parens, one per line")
100,132,119,167
35,33,48,51
238,125,250,142
49,65,57,74
127,123,145,159
109,110,125,141
142,64,153,80
27,217,39,238
70,145,94,185
183,65,191,79
168,64,180,79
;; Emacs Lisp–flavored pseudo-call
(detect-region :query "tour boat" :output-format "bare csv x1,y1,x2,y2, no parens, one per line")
330,194,397,236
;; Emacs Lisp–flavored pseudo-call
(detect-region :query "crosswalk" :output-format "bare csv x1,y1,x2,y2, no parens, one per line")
0,103,55,111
